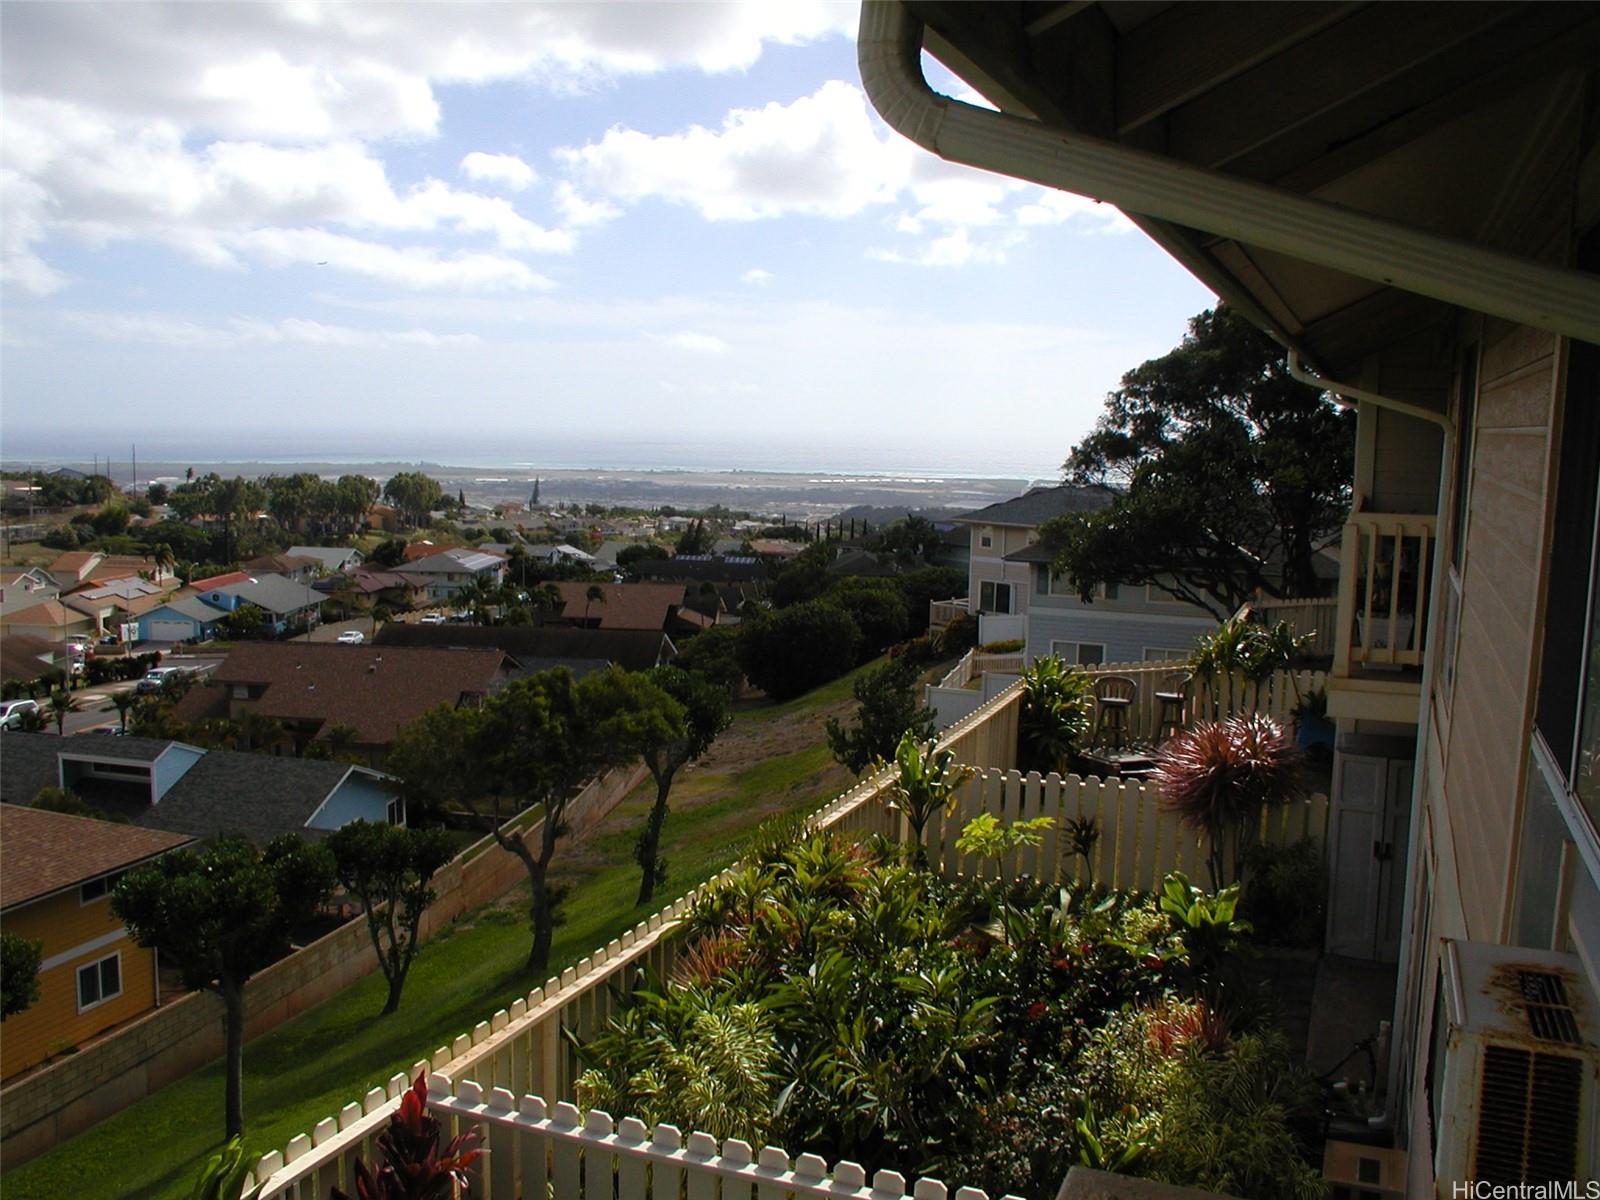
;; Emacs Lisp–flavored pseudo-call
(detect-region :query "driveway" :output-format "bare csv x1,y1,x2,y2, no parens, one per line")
296,616,378,644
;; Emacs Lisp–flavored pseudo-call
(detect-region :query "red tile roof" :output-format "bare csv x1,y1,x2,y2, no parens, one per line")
550,582,683,631
403,542,463,562
190,570,252,591
1,804,193,910
183,642,508,746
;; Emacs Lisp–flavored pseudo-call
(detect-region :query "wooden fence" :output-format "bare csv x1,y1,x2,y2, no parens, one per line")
919,768,1329,893
1080,660,1325,745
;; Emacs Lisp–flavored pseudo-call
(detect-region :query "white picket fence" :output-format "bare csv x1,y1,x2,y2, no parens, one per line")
429,1076,1021,1200
918,768,1329,893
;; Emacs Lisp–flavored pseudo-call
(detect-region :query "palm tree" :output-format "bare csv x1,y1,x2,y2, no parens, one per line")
531,583,562,626
112,690,137,733
47,689,77,736
583,583,607,626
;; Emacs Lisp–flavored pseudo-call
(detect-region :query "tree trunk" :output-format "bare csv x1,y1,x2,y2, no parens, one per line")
526,859,552,973
221,982,246,1138
635,773,673,905
382,970,406,1016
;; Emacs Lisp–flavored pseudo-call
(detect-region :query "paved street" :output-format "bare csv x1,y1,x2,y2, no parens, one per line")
45,656,223,736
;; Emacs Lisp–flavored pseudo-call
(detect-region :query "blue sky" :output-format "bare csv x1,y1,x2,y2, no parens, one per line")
0,2,1215,474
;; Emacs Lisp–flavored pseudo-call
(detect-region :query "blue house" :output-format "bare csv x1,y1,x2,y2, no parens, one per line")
136,595,231,643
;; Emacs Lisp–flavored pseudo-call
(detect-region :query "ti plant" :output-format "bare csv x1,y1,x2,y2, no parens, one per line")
1063,815,1100,887
332,1073,482,1200
888,731,974,865
187,1136,261,1200
1158,871,1253,984
1075,1098,1148,1173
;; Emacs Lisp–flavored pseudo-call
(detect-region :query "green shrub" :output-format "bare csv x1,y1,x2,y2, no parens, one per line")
938,611,978,655
736,601,860,700
979,639,1024,653
1018,656,1094,774
1240,838,1327,949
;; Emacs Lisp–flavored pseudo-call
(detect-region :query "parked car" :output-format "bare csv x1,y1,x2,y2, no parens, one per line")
135,667,185,695
419,612,446,625
336,630,365,644
0,699,40,730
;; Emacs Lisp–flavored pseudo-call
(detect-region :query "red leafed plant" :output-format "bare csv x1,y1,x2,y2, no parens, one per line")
1154,714,1302,888
331,1073,482,1200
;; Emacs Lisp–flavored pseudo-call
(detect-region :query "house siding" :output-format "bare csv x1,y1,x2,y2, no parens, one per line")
1,891,158,1081
150,745,205,804
965,525,1036,615
305,773,396,832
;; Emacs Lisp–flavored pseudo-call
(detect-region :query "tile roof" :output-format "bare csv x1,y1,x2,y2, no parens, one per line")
550,582,682,631
147,595,231,623
0,633,63,682
952,484,1117,528
190,570,252,591
191,642,507,744
1,599,93,629
403,541,463,562
374,623,674,672
1,803,192,910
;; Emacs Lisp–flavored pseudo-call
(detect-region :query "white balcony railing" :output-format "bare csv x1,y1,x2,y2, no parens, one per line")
1333,512,1437,673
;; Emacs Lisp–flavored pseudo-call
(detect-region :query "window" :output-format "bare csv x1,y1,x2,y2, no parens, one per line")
1144,582,1187,604
79,870,125,904
76,953,121,1011
1050,640,1104,667
386,796,405,825
978,581,1012,614
1041,571,1117,601
978,527,994,550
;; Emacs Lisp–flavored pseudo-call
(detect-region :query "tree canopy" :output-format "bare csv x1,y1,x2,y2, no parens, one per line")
383,471,444,529
113,835,335,1137
1041,306,1354,615
825,658,935,775
632,665,729,903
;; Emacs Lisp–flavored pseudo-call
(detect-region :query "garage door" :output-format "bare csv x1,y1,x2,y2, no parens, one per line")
147,619,194,642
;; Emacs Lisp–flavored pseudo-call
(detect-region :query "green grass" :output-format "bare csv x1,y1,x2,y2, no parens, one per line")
4,671,860,1200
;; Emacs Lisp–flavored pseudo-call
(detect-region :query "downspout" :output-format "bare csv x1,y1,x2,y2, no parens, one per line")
1288,358,1452,1137
856,2,1600,344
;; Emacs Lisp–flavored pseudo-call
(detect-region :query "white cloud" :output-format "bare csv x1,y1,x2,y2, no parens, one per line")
650,331,728,353
559,81,910,220
552,181,621,229
868,226,1021,268
234,228,554,291
59,310,480,348
1014,188,1135,234
740,268,773,285
460,152,536,191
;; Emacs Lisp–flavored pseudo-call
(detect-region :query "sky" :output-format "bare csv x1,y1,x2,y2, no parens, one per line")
0,1,1216,476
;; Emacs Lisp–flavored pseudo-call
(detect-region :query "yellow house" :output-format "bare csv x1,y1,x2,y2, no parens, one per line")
0,805,192,1081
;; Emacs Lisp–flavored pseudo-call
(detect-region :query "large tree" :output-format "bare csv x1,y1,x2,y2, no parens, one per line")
113,835,335,1137
1041,306,1354,616
383,471,443,530
389,667,676,972
631,666,729,904
327,820,455,1015
825,658,936,775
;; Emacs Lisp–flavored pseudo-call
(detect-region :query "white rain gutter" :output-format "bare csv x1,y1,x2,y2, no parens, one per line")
857,1,1600,344
1286,351,1451,431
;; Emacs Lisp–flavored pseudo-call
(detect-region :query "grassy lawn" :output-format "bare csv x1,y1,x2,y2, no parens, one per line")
3,661,871,1200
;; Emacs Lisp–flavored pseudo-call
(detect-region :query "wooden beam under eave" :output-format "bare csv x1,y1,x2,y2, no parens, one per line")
1114,1,1361,136
1165,1,1522,171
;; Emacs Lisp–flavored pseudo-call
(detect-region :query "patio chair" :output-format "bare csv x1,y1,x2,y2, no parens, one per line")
1091,674,1137,751
1155,670,1192,741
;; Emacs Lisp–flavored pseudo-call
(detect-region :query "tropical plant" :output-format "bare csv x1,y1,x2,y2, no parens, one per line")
1063,815,1101,886
112,688,138,732
1017,655,1094,773
186,1136,262,1200
1158,871,1252,981
1,931,42,1019
825,658,936,776
1154,715,1303,887
582,582,606,625
1189,617,1309,714
332,1072,482,1200
956,812,1055,888
46,687,76,735
887,732,974,864
632,666,728,903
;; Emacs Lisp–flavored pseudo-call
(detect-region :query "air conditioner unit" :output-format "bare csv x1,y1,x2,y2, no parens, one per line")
1435,940,1599,1190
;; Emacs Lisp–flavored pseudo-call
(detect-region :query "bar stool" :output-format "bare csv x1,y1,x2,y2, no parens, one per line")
1092,675,1137,750
1156,671,1192,741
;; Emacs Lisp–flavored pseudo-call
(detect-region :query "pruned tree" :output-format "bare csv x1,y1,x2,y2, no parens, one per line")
632,666,729,903
327,820,455,1015
389,667,674,973
1041,306,1354,615
113,835,335,1137
383,471,444,529
1,931,42,1019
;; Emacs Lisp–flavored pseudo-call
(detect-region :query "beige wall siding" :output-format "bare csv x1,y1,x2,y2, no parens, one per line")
965,525,1038,614
1368,408,1444,514
1432,322,1559,941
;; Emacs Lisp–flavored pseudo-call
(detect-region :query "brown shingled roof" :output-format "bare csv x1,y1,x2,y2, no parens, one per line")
195,642,508,746
550,582,683,631
1,804,192,910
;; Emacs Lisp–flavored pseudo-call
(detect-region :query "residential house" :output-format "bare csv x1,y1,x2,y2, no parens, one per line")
1,599,100,644
311,568,428,613
57,578,173,642
374,623,678,674
636,555,767,586
364,502,401,533
0,567,59,617
0,634,71,686
132,594,231,643
592,541,640,570
403,548,507,602
950,485,1216,664
0,805,192,1080
0,733,402,849
401,541,462,563
864,3,1600,1189
524,543,597,568
746,538,806,561
242,552,319,583
187,569,251,592
546,582,691,633
47,551,176,592
195,573,324,636
172,642,511,762
287,546,364,575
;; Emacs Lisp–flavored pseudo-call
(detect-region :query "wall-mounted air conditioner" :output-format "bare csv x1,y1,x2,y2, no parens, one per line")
1435,940,1598,1190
